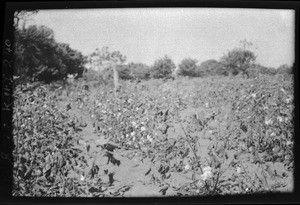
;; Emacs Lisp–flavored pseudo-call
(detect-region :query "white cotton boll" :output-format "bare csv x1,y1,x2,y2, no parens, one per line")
200,174,206,181
236,166,243,174
206,171,213,179
203,166,212,173
200,170,213,181
277,116,284,123
265,118,272,125
184,164,190,171
286,97,292,104
147,135,153,143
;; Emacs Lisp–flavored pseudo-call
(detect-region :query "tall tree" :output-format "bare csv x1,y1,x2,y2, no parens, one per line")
220,40,256,78
14,24,86,83
88,47,126,92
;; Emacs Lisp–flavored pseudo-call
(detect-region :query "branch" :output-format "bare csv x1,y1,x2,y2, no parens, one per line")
179,121,203,175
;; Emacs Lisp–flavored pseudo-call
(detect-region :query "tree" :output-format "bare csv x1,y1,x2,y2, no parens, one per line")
87,47,126,92
127,62,151,80
196,59,227,77
14,10,38,30
178,58,198,77
150,55,176,79
220,40,256,78
56,43,87,79
277,64,293,74
14,25,86,83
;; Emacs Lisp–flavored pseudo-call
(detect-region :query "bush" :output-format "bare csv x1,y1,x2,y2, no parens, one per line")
150,55,176,79
127,62,151,80
178,58,198,77
118,65,133,80
258,65,277,76
220,47,256,78
82,68,108,85
196,59,227,77
277,64,293,75
14,25,86,83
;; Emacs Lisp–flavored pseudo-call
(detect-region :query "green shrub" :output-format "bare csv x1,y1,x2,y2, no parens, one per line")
150,55,176,79
178,58,198,77
118,65,133,80
196,59,227,77
127,62,151,80
220,47,256,78
277,64,293,75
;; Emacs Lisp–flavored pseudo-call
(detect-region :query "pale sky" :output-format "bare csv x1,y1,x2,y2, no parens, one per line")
26,8,295,68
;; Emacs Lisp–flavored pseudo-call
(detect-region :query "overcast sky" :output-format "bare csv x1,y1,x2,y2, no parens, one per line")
26,8,295,68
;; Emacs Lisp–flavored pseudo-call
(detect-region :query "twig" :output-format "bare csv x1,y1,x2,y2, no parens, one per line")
258,162,270,189
240,161,258,189
179,121,203,175
211,160,233,194
212,170,221,194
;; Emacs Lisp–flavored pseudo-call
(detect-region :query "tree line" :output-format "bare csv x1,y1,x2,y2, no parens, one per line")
14,11,293,86
84,43,293,83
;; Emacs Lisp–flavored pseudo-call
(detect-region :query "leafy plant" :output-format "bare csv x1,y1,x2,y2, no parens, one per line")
177,58,198,77
150,55,176,79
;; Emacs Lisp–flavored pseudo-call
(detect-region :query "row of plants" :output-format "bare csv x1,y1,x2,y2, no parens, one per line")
13,74,294,196
12,82,111,196
68,75,294,195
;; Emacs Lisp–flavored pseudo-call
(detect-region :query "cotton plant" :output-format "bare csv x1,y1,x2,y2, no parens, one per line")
195,165,215,194
201,166,213,181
